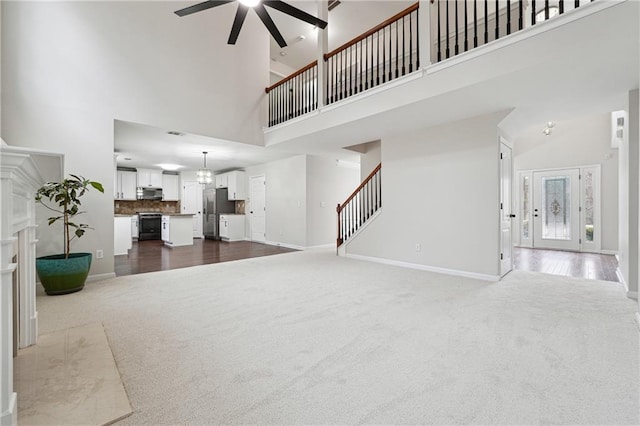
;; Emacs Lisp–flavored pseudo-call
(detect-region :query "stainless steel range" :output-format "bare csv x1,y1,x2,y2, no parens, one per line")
138,212,162,240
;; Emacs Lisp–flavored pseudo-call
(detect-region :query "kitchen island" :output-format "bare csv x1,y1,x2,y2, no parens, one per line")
161,214,194,247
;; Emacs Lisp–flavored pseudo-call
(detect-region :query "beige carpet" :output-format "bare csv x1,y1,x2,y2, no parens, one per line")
36,249,639,424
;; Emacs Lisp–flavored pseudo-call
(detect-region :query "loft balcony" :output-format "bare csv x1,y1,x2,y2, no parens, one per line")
263,0,637,148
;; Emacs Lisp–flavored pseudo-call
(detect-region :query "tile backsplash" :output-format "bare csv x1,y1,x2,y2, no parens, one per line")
114,200,180,215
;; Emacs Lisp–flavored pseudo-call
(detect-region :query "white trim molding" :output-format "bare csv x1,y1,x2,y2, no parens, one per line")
344,253,500,282
635,312,640,332
627,291,638,300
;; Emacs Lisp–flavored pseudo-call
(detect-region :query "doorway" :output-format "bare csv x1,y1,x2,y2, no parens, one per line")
518,166,601,252
250,175,266,243
182,181,204,238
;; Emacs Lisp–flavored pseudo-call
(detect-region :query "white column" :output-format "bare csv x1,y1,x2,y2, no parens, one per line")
317,0,328,107
418,0,432,67
628,89,639,300
0,176,17,426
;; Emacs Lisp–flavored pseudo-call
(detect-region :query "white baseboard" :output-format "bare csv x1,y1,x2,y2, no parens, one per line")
627,291,638,300
617,268,628,292
344,253,500,282
305,244,335,250
87,272,116,283
600,250,618,256
635,312,640,332
263,240,306,251
0,392,17,425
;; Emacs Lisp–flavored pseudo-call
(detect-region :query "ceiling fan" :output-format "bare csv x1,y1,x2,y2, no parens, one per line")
174,0,328,48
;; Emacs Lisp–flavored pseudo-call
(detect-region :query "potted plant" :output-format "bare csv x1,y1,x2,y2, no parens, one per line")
35,174,104,295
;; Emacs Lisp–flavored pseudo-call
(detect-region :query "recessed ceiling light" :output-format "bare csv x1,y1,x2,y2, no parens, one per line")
167,131,184,136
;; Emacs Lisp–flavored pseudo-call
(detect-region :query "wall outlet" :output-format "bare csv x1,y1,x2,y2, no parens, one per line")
415,243,421,252
96,249,104,259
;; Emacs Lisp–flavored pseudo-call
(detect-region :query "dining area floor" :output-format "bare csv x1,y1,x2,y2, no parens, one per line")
513,247,620,282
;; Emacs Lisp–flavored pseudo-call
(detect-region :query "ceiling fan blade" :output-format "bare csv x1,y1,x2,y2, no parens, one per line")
174,0,233,17
254,3,287,48
263,0,328,29
228,4,249,45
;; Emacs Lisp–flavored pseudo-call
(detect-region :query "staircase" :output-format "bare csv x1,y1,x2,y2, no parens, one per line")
337,163,382,248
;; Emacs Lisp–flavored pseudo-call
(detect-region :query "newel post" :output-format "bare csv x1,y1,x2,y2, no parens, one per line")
317,0,329,107
419,0,433,66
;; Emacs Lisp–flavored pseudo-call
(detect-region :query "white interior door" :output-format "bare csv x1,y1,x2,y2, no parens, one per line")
500,142,514,276
533,169,580,250
182,181,203,238
250,175,266,242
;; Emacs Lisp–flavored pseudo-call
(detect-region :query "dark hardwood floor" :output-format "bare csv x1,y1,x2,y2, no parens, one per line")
513,247,620,282
115,239,297,277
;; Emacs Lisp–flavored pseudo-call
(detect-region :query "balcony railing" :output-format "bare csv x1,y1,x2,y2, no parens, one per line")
266,0,594,127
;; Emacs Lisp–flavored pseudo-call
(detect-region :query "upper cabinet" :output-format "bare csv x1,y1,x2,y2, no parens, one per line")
137,168,163,188
162,173,180,201
215,173,228,189
115,169,137,200
215,170,246,200
226,170,246,200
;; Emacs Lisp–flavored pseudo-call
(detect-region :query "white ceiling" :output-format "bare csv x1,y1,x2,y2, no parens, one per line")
268,0,413,71
114,120,288,172
113,1,414,172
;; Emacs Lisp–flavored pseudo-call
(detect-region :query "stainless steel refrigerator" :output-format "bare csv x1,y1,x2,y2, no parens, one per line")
203,187,235,240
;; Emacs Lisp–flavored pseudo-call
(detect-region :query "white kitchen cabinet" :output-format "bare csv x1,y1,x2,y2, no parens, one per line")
227,170,246,200
131,215,139,239
115,170,137,200
162,215,194,247
215,172,228,189
137,168,163,188
162,173,180,201
219,214,245,241
114,216,132,255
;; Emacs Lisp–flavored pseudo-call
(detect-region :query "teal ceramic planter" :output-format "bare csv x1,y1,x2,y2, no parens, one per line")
36,252,92,295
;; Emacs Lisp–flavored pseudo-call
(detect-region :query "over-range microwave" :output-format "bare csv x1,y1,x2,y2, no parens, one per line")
137,187,163,200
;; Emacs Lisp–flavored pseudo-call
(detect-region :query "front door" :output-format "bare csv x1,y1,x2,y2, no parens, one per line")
250,175,266,242
532,169,580,250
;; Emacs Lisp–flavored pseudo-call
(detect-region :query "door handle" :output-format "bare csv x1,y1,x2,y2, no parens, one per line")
534,214,539,217
250,211,254,214
509,214,516,218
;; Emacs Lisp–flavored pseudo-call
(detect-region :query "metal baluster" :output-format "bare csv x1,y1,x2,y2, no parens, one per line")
395,20,399,78
559,0,564,14
388,23,392,81
410,9,414,71
455,0,459,55
359,41,363,92
464,0,468,51
495,0,499,40
402,16,406,75
545,0,549,20
484,0,488,44
376,32,380,86
575,0,579,8
519,0,523,30
532,0,536,25
474,0,478,48
382,27,386,83
437,1,442,61
507,0,511,35
365,37,370,90
446,0,450,59
415,8,420,68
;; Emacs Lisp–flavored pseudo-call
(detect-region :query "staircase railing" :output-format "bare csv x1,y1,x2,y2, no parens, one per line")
324,3,420,106
432,0,592,62
266,60,318,127
337,163,382,247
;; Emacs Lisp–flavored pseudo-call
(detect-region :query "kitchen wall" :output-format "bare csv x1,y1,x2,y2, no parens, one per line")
513,113,619,251
114,200,180,215
244,155,308,248
1,1,269,277
345,110,507,278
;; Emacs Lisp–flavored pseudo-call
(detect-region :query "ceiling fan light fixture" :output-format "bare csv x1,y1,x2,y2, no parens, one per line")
238,0,260,7
197,151,213,184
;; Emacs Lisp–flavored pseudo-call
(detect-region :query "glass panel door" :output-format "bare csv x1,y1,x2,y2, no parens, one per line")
533,169,580,251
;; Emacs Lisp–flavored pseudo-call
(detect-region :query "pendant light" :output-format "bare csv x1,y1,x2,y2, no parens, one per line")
197,151,212,184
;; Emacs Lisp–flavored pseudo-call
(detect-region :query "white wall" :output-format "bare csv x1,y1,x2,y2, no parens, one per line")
513,113,619,251
2,1,269,276
244,155,307,248
360,140,381,182
621,90,639,297
306,156,359,247
346,110,507,277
